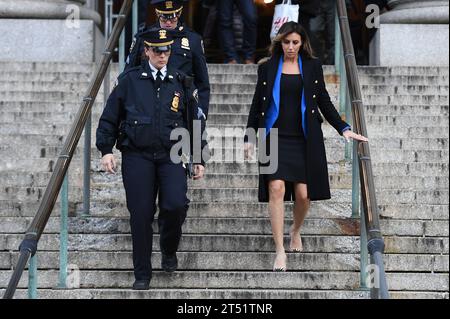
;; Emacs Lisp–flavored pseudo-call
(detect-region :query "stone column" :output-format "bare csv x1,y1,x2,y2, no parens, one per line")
0,0,103,62
370,0,449,65
0,0,101,23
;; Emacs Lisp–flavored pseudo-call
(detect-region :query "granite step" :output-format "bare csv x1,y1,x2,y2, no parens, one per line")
1,233,448,254
1,216,447,237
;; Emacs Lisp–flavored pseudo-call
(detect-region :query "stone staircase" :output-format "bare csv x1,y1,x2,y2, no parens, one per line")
0,62,448,299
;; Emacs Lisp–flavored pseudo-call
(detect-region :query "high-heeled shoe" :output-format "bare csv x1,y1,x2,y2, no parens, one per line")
289,226,304,253
273,253,287,272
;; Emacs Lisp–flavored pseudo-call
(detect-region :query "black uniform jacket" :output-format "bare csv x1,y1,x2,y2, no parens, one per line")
246,55,350,202
96,62,208,165
125,23,211,118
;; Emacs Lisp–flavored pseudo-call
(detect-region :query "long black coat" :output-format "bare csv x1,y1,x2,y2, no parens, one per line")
246,55,350,202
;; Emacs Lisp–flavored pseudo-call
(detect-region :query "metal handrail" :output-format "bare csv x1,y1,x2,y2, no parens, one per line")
2,0,135,299
335,0,389,299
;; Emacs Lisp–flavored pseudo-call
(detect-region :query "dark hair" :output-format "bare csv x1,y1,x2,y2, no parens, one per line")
269,21,315,59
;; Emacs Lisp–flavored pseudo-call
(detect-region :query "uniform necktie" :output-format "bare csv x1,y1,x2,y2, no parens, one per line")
155,70,163,89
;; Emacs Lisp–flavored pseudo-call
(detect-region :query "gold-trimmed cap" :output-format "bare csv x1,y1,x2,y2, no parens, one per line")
152,0,184,16
142,28,174,51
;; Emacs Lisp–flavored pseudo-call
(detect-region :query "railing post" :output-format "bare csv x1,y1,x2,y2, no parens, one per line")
360,197,369,290
352,141,360,218
83,113,91,217
335,10,351,161
27,255,38,299
335,11,341,72
132,0,138,35
58,173,69,288
119,29,125,72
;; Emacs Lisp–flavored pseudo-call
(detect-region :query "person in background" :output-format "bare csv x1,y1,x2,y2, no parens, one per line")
126,0,210,118
310,0,336,65
217,0,258,64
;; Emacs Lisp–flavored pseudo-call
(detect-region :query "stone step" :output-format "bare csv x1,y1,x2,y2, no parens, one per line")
364,94,449,105
363,104,449,116
0,62,447,76
0,288,375,299
1,233,448,254
209,124,450,138
2,100,448,118
360,85,449,95
1,216,448,237
0,101,105,114
1,233,362,252
0,115,447,138
352,75,450,86
208,103,450,116
1,182,448,204
2,167,448,192
0,62,95,73
0,270,448,292
207,74,450,86
206,65,449,76
0,81,90,92
2,72,447,87
0,150,447,176
1,137,447,164
202,84,450,95
206,113,449,127
0,91,90,102
0,270,364,290
0,251,447,273
0,72,92,83
2,288,449,299
1,198,447,221
0,199,354,219
0,216,358,235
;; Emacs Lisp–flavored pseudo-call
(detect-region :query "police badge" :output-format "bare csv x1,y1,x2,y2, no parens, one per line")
171,92,181,112
181,37,190,50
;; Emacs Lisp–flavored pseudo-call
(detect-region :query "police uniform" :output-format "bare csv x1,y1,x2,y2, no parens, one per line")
96,29,207,290
125,0,211,118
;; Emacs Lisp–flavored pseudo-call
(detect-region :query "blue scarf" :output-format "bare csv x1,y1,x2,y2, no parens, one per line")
265,56,307,138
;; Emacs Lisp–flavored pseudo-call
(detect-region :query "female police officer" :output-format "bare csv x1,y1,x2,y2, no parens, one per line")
96,28,207,290
126,0,211,119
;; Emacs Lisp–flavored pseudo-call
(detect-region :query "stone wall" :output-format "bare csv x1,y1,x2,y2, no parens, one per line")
0,0,103,62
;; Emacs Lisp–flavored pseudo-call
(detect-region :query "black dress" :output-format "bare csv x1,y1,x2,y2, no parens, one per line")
267,73,307,184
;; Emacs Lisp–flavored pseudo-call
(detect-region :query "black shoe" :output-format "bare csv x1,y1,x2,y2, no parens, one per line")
132,280,150,290
161,253,178,272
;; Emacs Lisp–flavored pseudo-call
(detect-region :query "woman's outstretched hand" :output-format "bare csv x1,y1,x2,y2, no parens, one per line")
343,130,369,143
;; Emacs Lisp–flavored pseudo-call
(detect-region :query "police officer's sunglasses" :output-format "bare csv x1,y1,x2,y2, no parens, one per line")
152,47,171,56
158,15,179,23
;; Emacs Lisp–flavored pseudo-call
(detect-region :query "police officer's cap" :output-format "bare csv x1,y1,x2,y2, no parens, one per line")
141,28,174,52
152,0,185,18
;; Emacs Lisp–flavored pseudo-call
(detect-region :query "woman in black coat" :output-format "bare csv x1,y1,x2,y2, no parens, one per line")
244,22,368,271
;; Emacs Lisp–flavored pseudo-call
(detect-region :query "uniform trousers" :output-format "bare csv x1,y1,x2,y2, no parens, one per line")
121,150,189,281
